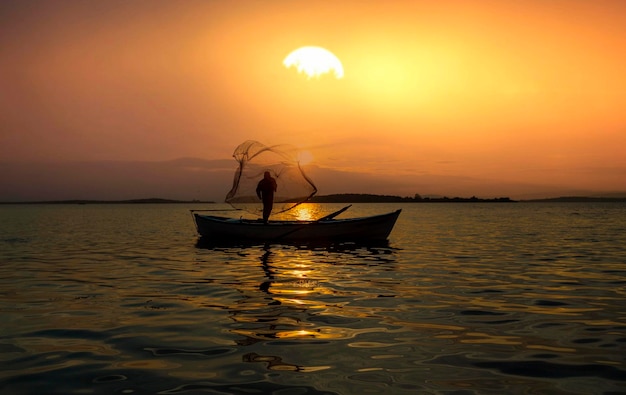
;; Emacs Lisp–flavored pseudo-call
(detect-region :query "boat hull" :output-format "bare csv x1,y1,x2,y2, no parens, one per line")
193,209,401,242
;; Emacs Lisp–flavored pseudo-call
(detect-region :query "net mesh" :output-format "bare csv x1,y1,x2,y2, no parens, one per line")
225,140,317,217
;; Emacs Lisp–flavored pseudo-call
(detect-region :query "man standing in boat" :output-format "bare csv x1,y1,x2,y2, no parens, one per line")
256,171,277,224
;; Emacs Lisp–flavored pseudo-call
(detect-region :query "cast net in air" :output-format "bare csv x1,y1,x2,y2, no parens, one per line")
225,140,317,217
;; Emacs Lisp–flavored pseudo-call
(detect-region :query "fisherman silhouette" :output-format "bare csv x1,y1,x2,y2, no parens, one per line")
256,171,277,224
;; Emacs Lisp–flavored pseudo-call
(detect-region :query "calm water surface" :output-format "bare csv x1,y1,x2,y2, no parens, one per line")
1,203,625,394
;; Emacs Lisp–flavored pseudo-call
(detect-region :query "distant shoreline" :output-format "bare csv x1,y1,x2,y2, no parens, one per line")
309,194,514,203
2,194,625,204
310,194,626,203
0,198,215,205
521,196,626,203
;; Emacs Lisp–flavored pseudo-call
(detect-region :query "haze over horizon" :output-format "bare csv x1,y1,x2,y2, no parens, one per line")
2,158,624,203
2,0,625,201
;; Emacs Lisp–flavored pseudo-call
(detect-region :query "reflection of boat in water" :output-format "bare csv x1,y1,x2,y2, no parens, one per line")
192,209,401,243
194,243,396,344
192,241,397,378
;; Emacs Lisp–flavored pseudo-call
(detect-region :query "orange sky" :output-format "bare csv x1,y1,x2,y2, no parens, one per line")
1,0,625,199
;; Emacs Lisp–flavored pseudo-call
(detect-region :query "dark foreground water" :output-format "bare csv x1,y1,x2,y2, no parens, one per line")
1,202,625,395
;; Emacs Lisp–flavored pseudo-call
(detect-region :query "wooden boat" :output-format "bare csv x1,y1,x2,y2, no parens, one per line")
192,208,401,243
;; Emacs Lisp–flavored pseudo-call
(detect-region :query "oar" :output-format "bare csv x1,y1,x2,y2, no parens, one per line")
190,209,243,212
271,204,352,241
316,204,352,221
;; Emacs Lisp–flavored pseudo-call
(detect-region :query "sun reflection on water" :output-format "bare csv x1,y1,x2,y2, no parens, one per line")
293,205,315,221
225,246,384,343
197,236,398,350
276,203,341,221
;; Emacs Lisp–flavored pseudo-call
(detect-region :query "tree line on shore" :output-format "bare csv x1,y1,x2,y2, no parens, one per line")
4,194,626,205
309,194,514,203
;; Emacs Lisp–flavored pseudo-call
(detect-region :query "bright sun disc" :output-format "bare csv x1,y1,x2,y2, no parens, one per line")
283,46,344,79
297,150,314,165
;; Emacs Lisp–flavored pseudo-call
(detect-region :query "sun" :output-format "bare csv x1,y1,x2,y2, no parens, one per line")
283,46,344,79
297,150,314,165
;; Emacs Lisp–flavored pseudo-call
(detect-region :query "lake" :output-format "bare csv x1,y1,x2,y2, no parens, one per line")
1,202,625,394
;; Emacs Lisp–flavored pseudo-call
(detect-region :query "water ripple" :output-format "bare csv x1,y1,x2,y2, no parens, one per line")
1,203,625,394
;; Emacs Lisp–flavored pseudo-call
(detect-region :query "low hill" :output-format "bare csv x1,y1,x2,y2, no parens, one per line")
309,194,514,203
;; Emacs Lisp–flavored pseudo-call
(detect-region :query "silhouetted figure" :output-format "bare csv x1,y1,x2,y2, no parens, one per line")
256,171,277,223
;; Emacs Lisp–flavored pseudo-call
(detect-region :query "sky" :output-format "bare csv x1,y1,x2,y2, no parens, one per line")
1,0,625,201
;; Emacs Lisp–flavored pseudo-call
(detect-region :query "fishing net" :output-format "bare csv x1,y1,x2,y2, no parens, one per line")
225,140,317,217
